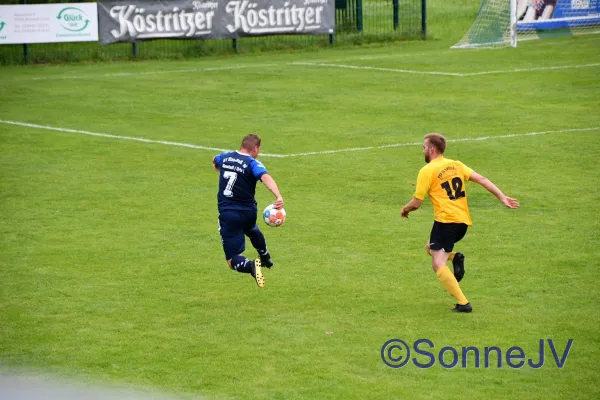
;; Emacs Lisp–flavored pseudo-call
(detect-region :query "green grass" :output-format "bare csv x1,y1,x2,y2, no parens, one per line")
1,13,600,400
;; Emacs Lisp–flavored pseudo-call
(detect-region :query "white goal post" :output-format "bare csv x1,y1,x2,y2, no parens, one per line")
452,0,600,49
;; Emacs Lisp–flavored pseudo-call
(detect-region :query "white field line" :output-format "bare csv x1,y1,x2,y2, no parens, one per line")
325,51,448,63
463,62,600,76
26,64,278,81
519,30,600,43
292,62,600,77
327,35,600,61
291,62,463,76
316,34,600,62
1,119,598,158
13,54,599,81
0,120,231,153
279,127,600,157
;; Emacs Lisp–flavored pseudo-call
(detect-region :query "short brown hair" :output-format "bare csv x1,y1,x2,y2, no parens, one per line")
424,133,446,154
241,134,261,151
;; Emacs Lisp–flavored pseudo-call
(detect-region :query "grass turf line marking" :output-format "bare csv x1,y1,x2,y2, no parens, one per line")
280,128,600,157
322,36,600,61
463,63,600,76
0,120,231,153
291,62,463,76
27,64,277,81
326,51,448,63
292,62,600,77
19,58,600,81
1,120,598,158
518,31,600,43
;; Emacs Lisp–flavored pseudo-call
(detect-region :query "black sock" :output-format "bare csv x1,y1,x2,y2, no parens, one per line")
246,226,268,257
259,250,270,259
231,255,252,274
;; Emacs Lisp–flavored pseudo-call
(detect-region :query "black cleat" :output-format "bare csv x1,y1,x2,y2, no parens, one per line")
260,253,274,269
452,252,465,282
452,303,472,313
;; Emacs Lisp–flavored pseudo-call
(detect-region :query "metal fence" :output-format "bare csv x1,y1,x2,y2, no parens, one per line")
0,0,426,65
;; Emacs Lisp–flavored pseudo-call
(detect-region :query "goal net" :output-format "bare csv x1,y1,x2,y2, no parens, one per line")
452,0,600,49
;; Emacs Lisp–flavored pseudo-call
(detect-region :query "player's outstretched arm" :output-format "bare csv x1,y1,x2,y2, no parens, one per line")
469,171,520,209
260,174,284,209
401,198,423,218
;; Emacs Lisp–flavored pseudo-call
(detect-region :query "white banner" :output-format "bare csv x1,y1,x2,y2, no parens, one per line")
0,3,98,44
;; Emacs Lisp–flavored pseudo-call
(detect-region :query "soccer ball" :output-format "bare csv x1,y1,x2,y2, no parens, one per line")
263,204,286,227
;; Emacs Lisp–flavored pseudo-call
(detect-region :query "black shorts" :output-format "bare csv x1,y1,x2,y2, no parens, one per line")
429,221,468,252
218,210,259,260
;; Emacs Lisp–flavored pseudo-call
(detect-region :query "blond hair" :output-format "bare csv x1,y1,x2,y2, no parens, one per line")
424,133,446,154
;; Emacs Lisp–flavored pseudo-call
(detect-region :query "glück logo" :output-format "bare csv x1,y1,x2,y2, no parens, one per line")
57,7,90,32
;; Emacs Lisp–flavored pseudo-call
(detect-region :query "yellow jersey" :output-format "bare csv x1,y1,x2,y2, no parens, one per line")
413,156,474,226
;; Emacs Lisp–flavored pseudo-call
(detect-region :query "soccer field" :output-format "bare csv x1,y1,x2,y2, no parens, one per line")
1,26,600,400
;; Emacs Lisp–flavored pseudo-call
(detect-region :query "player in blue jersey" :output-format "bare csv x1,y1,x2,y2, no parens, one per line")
212,134,284,288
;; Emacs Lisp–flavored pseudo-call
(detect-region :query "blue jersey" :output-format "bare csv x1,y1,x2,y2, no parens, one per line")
214,151,268,212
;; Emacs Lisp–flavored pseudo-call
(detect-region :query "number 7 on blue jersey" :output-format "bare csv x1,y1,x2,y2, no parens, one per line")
223,171,238,197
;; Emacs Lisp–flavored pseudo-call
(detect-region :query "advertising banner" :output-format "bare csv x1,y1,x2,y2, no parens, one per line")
98,0,335,44
0,3,98,44
517,0,600,31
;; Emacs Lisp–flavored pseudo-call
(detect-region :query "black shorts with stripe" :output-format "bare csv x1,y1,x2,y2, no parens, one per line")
429,221,468,252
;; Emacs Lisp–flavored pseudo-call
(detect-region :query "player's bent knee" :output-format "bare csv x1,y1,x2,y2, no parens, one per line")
226,260,234,270
431,261,445,271
429,249,449,271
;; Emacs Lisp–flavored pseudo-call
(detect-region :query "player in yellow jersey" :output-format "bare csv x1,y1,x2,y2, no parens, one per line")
401,133,519,313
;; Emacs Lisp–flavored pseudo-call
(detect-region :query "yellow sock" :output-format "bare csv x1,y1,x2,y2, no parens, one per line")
436,265,468,305
448,252,456,262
